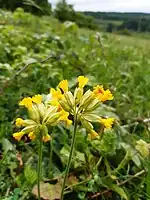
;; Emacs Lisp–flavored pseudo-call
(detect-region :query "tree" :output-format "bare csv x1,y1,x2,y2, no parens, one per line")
0,0,51,15
106,23,113,32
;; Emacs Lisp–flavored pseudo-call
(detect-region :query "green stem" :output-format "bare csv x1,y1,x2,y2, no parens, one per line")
146,159,150,200
0,151,8,165
95,156,102,171
60,114,78,200
49,139,53,178
115,151,131,173
37,137,43,200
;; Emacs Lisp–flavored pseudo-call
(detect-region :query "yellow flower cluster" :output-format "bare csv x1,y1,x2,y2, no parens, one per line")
13,76,115,142
49,76,115,140
13,94,71,142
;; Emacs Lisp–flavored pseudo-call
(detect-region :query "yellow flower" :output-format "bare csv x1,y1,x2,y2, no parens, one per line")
93,85,113,102
50,88,63,100
28,132,36,140
15,118,24,127
59,110,72,127
100,89,113,102
93,85,104,95
78,76,89,88
66,118,72,127
19,97,33,109
99,118,114,129
88,130,99,140
58,80,68,93
43,134,51,142
13,132,24,141
49,99,61,111
32,94,42,104
59,109,69,120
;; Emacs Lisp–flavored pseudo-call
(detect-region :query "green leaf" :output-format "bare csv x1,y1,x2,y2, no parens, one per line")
2,138,13,152
110,184,128,200
24,165,37,185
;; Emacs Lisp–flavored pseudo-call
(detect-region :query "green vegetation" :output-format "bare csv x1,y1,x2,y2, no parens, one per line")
0,0,51,15
54,2,98,30
0,8,150,200
84,11,150,33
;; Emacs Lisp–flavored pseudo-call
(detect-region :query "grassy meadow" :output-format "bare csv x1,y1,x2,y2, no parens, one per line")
0,8,150,200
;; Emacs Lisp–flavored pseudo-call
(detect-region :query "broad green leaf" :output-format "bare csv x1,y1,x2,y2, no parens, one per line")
110,184,128,200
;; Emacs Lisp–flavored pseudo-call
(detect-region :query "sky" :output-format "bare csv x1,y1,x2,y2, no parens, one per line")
49,0,150,13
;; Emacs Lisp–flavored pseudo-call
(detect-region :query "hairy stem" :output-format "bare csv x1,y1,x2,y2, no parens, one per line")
60,114,78,200
49,139,53,178
38,137,43,200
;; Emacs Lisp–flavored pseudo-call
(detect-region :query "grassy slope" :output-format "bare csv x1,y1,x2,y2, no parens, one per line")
0,9,150,128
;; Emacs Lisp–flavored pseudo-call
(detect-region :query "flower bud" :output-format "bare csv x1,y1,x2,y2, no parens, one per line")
46,113,60,124
80,116,93,131
22,125,38,134
28,104,40,122
41,124,48,135
79,90,94,109
74,87,83,104
43,106,58,123
83,114,100,123
85,99,100,112
64,92,74,108
36,103,46,118
59,99,71,112
23,119,37,126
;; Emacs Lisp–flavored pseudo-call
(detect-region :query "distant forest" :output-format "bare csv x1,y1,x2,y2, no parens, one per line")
84,11,150,32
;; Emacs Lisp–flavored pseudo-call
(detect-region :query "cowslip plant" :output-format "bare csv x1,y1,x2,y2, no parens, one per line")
13,76,114,200
13,94,72,200
49,76,114,200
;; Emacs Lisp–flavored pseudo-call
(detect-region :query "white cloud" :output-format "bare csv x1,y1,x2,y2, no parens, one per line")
49,0,150,12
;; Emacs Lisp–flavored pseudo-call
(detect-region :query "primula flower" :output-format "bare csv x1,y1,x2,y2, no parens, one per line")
14,95,61,142
88,130,99,140
15,118,24,127
14,92,73,142
13,132,25,141
99,118,114,129
19,97,33,109
49,76,114,139
58,80,68,93
59,110,72,127
43,134,51,142
50,88,64,101
93,85,113,102
78,76,89,88
28,132,36,140
32,94,42,104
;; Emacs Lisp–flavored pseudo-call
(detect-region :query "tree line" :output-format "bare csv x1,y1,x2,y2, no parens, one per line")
84,11,150,33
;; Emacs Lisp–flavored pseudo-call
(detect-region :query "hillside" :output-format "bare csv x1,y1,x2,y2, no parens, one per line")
0,8,150,199
84,11,150,32
84,11,150,21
